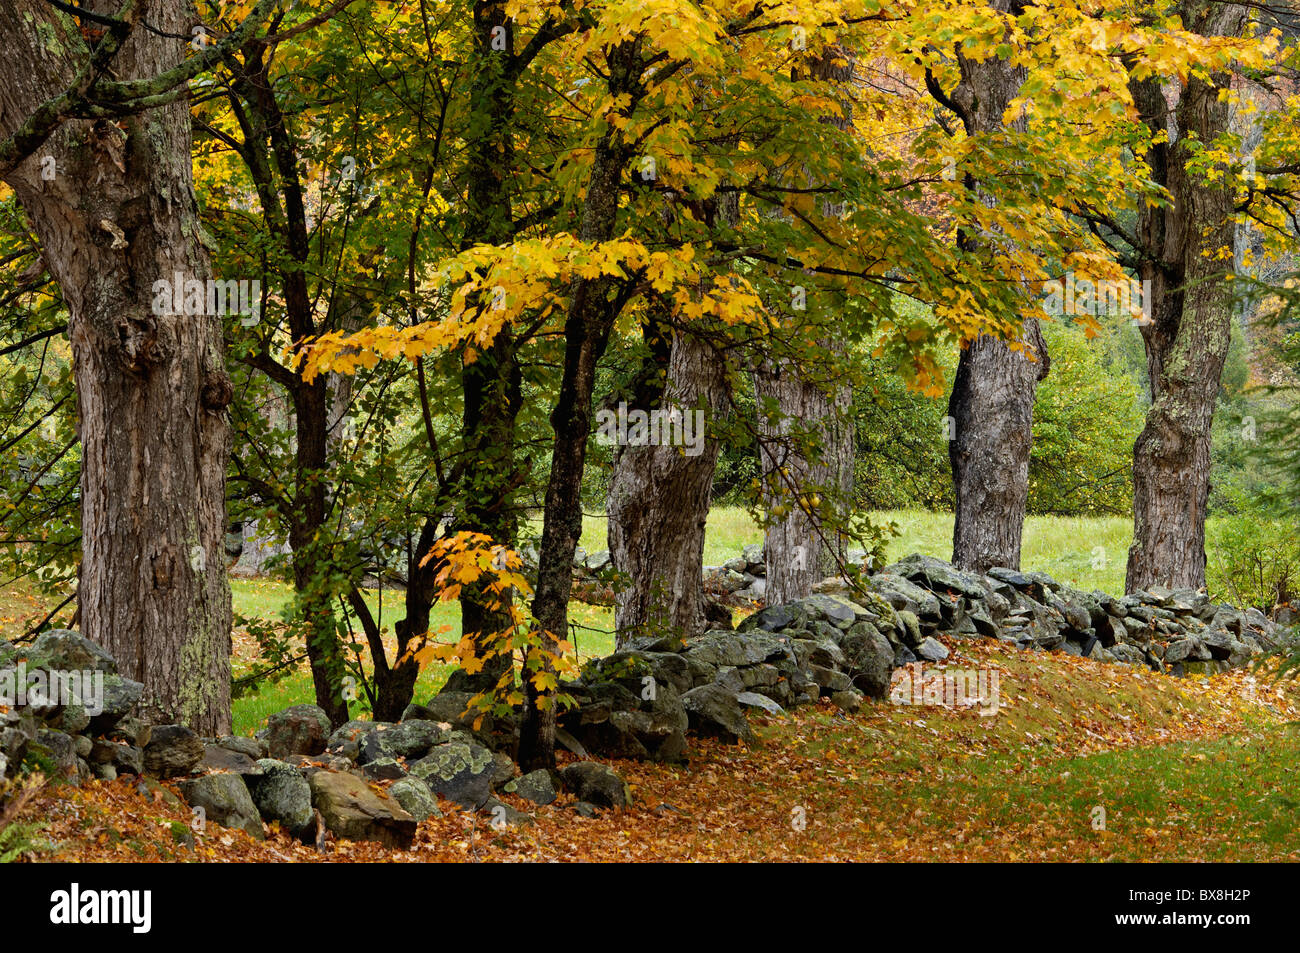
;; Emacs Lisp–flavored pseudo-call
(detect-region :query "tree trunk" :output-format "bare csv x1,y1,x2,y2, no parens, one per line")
0,1,232,732
1124,2,1245,592
948,326,1048,573
756,353,853,603
945,0,1048,575
757,47,856,603
443,0,527,695
520,41,642,770
226,47,350,726
608,327,726,649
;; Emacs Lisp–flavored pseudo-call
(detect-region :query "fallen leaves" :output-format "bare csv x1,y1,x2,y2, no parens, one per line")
18,642,1300,863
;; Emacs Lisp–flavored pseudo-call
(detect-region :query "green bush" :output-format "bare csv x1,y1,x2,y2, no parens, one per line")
1206,501,1300,611
1028,319,1146,517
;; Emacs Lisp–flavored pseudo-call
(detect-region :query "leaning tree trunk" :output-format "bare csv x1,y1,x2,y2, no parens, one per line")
608,327,727,649
1124,2,1246,592
0,1,232,732
945,0,1048,575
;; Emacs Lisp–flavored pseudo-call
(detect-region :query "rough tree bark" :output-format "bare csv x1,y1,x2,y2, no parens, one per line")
607,324,727,649
1124,2,1246,592
0,0,232,732
939,0,1049,574
606,178,737,649
756,353,854,603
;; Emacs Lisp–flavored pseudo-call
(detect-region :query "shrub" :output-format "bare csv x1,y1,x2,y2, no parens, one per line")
1206,502,1300,611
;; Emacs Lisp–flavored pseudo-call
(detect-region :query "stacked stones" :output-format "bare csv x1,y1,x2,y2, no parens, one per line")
832,553,1285,676
3,553,1288,846
0,630,148,786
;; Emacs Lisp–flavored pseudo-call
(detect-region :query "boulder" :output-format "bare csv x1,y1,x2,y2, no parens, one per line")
681,683,753,744
83,674,144,735
840,622,895,699
263,705,331,759
308,770,416,848
247,759,313,836
483,796,535,829
24,630,117,674
201,744,263,776
831,689,865,713
505,769,558,806
143,725,204,778
179,773,264,841
409,741,496,808
736,691,785,716
683,630,794,669
358,720,449,763
560,761,630,809
916,637,950,662
389,776,442,822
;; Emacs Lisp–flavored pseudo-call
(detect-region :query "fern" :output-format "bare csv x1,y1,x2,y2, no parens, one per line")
0,820,45,863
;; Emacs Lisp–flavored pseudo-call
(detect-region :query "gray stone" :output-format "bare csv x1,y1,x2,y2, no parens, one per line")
83,674,143,735
216,735,267,760
144,725,204,778
483,796,535,828
830,689,865,713
263,704,331,759
33,728,77,778
409,741,495,808
736,691,785,716
389,776,441,822
505,769,558,806
808,664,851,693
25,630,117,674
362,757,407,780
681,683,753,743
560,761,631,808
201,744,263,776
358,719,449,763
179,773,264,840
683,630,794,668
308,770,416,847
916,637,950,662
247,759,313,835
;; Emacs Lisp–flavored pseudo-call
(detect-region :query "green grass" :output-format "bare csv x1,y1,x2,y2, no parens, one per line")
229,581,616,737
903,724,1300,860
566,507,1136,592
